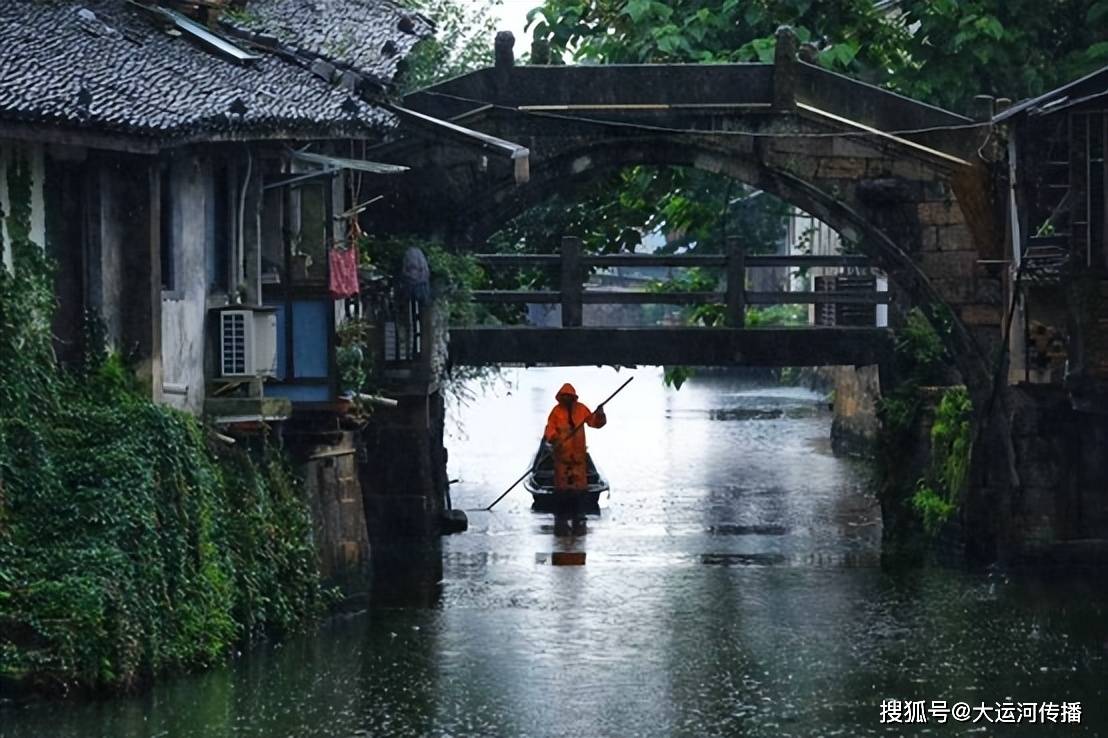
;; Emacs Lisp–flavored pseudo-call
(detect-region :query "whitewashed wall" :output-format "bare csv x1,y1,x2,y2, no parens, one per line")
0,141,47,269
160,157,210,414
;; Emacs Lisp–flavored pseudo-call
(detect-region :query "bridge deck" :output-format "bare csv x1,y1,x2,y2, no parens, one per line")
449,327,893,367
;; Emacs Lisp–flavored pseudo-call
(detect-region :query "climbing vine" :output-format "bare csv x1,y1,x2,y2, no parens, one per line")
876,307,974,538
911,386,973,534
0,155,325,693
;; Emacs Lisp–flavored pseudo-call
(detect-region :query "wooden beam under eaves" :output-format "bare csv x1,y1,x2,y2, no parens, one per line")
389,103,530,184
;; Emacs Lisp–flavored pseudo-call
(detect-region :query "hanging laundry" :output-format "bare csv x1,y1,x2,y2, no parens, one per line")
329,243,360,299
398,246,431,303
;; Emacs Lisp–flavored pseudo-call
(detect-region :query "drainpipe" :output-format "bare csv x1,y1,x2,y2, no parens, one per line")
237,147,253,301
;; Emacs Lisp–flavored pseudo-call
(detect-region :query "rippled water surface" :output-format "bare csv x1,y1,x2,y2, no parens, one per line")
3,367,1106,737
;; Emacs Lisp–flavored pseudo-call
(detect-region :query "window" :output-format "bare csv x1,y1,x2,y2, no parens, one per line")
260,184,285,284
291,182,328,284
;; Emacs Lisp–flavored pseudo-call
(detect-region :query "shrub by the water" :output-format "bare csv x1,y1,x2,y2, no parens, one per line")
876,307,974,537
0,161,324,693
910,385,973,534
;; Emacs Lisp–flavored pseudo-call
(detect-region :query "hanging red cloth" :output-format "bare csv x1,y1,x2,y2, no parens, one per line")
329,243,360,299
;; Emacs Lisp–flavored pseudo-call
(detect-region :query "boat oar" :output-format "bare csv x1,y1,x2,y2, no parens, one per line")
484,376,634,511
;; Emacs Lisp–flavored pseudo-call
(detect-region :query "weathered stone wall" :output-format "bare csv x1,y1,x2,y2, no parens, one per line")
879,382,1108,566
1001,387,1108,564
358,390,448,540
830,365,881,456
300,431,372,597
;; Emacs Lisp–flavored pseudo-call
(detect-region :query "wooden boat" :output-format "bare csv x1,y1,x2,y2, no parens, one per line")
524,439,610,512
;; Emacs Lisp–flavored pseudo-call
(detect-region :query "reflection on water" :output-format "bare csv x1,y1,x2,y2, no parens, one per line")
3,367,1106,737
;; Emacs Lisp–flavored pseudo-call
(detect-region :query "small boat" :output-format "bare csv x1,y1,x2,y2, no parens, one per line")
524,439,610,512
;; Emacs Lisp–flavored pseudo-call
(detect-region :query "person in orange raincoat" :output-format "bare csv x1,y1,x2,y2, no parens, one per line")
543,383,607,491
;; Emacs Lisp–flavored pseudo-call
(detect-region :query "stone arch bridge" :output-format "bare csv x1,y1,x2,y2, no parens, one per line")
369,29,1004,403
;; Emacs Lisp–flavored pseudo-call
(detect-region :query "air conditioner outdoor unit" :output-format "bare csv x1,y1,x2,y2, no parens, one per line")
219,308,278,378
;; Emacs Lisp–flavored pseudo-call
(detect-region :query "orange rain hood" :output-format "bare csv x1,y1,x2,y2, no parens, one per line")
555,383,578,401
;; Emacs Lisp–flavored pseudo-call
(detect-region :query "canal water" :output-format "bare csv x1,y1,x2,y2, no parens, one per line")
2,367,1106,737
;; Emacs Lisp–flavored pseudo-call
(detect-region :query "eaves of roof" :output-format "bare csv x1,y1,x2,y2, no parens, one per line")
994,65,1108,123
0,0,433,146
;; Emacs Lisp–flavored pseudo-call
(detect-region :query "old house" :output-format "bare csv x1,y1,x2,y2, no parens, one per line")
0,0,431,419
0,0,440,593
994,66,1108,552
997,67,1108,408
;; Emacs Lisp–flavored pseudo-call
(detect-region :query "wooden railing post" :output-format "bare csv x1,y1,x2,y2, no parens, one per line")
726,236,746,327
561,236,583,327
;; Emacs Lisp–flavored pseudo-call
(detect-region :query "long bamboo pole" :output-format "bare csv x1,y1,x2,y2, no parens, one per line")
484,376,634,511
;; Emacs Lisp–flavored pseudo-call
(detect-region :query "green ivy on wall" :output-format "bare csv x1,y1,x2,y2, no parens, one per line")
875,307,974,537
911,386,973,534
0,154,326,694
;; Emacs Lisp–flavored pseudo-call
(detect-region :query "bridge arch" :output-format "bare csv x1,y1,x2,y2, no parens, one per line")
373,60,1002,398
361,55,1036,563
450,135,991,393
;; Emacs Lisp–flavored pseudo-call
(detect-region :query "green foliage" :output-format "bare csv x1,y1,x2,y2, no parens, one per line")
0,172,324,692
216,444,327,643
359,234,487,326
746,304,807,328
909,386,973,535
878,307,971,536
878,307,950,430
648,268,808,330
662,365,694,390
530,0,900,75
398,0,501,92
877,392,921,440
929,385,973,505
893,306,954,386
1,394,325,690
529,0,1108,114
649,267,723,326
490,169,789,293
910,482,957,535
336,317,373,396
896,308,946,367
876,306,963,533
890,0,1108,112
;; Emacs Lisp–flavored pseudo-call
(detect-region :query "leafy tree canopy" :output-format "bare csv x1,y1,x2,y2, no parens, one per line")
398,0,502,92
489,0,1108,274
527,0,1108,112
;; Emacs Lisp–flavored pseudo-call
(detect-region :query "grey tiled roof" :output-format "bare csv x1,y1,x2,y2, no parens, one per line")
226,0,433,86
0,0,430,142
